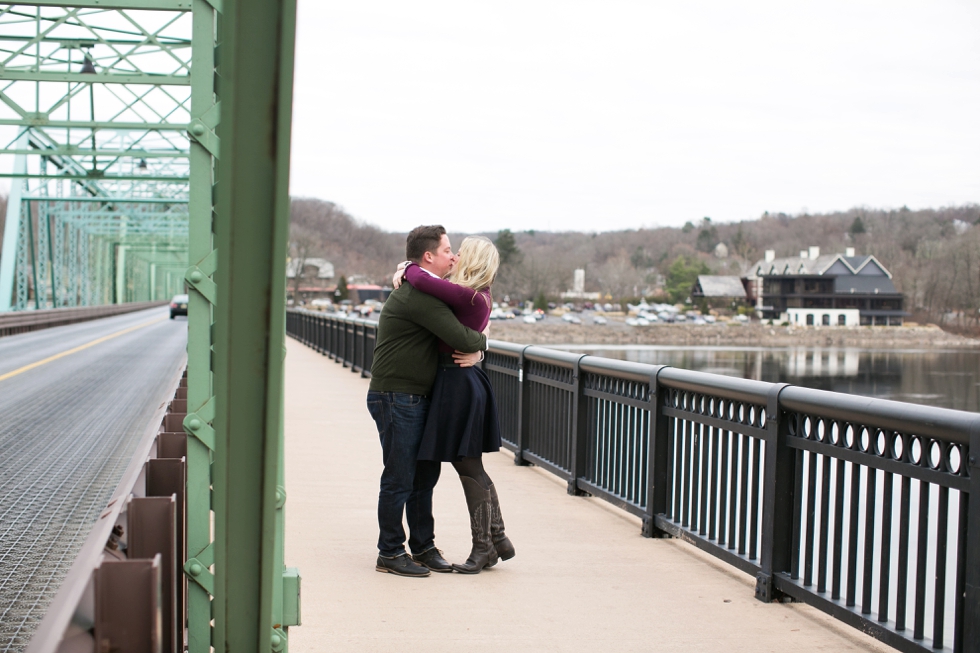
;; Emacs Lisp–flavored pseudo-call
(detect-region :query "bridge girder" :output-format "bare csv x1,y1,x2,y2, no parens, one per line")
0,0,196,310
2,3,299,652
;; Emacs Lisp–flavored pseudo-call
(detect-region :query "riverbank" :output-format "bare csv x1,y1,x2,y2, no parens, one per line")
488,319,980,349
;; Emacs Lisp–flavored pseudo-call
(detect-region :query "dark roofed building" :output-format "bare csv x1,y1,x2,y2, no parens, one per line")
745,247,906,326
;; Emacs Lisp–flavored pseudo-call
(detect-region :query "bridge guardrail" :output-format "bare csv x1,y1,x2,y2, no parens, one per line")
0,301,169,337
286,309,980,653
27,361,187,653
287,308,376,376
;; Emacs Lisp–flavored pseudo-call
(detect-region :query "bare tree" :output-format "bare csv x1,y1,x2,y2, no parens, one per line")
593,251,645,300
287,232,318,298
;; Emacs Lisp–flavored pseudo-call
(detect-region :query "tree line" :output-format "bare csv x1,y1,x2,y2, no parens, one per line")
0,193,975,331
293,198,980,332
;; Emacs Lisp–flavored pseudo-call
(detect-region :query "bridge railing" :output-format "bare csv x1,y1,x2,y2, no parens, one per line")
287,308,376,376
286,309,980,653
0,301,169,337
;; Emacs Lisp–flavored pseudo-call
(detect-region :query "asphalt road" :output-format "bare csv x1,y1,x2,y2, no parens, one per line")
0,307,187,652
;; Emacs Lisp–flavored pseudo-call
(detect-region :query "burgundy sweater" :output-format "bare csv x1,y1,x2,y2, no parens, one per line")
405,264,491,353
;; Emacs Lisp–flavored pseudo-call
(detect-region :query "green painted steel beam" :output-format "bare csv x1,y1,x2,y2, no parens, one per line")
9,0,192,8
183,2,218,652
0,71,191,85
0,145,27,310
23,195,187,203
0,172,190,181
212,0,296,650
0,119,189,131
0,0,195,311
0,34,190,46
61,218,187,223
0,148,187,157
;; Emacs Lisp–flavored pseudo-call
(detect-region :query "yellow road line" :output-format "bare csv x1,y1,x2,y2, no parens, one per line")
0,316,168,383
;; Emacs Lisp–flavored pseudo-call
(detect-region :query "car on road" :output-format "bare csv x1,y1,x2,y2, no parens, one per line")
169,294,189,319
561,313,582,324
592,315,608,325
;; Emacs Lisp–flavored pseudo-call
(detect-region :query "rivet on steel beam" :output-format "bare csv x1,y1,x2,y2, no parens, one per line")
189,418,201,431
276,486,286,509
190,270,203,283
191,123,206,137
271,628,287,652
189,563,203,576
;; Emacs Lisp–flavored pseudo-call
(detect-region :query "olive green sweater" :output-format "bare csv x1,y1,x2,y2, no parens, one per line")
368,283,487,396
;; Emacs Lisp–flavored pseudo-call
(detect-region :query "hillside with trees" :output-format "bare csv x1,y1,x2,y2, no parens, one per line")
289,198,979,331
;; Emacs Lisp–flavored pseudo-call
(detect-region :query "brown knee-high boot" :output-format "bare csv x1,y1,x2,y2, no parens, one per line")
453,476,498,574
488,483,515,561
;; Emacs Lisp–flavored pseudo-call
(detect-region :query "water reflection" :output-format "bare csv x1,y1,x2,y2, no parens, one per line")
558,346,980,413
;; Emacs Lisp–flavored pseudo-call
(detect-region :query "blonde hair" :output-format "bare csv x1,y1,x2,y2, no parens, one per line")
450,236,499,295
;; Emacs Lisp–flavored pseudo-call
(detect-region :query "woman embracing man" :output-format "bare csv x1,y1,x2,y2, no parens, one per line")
366,225,514,577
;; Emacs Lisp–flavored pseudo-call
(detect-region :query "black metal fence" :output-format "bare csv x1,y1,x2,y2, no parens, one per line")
286,309,980,653
287,308,375,376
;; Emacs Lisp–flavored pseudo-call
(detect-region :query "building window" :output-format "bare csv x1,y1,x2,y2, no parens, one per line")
806,314,814,326
838,314,846,326
822,314,831,326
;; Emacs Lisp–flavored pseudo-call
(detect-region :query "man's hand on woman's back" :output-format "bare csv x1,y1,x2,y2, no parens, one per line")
453,350,483,368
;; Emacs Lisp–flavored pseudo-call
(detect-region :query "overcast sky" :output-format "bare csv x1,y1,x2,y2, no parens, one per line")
290,0,979,234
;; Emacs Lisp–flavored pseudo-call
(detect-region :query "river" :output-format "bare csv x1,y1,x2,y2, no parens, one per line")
554,346,980,413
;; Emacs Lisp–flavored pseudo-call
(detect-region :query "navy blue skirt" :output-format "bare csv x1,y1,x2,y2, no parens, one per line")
417,365,501,462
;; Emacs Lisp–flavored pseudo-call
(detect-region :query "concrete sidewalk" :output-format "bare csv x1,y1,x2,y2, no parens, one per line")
284,338,893,653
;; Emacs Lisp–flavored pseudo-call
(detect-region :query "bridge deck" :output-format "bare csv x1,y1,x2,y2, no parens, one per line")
284,339,895,653
0,307,186,652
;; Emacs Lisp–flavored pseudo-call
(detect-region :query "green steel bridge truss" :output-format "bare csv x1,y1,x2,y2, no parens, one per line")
0,2,194,310
0,1,299,651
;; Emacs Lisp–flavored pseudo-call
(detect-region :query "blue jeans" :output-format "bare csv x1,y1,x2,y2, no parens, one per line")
366,391,442,557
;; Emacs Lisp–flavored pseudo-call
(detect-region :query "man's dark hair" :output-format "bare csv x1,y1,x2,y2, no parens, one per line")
406,225,446,262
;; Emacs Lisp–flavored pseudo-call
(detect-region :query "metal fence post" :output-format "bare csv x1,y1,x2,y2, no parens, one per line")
339,319,346,365
321,314,327,353
358,322,367,376
959,425,980,653
756,382,792,602
567,355,588,496
643,366,670,538
515,346,532,466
